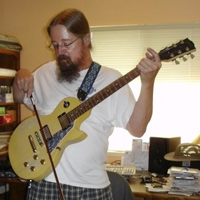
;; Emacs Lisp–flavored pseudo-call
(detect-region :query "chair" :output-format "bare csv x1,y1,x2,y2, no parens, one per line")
107,171,134,200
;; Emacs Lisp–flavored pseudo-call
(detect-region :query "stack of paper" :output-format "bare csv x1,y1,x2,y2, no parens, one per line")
145,183,170,193
167,166,200,196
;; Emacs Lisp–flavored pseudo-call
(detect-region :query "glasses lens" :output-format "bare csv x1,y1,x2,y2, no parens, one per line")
48,38,79,51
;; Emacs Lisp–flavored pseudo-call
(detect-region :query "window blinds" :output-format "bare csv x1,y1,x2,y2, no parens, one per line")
91,23,200,82
90,23,200,151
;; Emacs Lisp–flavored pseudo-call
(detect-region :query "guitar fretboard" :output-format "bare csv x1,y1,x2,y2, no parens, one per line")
65,67,140,126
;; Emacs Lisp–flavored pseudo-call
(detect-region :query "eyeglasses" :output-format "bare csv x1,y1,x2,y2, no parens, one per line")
48,37,80,51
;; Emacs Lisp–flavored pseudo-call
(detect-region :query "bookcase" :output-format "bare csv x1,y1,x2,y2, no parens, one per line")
0,34,22,158
0,49,20,131
0,35,25,200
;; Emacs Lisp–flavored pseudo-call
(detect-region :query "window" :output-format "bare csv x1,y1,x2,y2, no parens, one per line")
90,23,200,151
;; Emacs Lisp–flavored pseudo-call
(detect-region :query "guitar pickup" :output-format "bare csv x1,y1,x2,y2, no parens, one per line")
58,112,70,130
35,131,44,146
41,125,52,141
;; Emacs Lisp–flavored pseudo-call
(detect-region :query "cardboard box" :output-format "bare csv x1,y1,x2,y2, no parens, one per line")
0,107,5,114
0,114,13,124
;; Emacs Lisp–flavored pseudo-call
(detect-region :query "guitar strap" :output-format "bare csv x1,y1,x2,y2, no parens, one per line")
77,61,101,101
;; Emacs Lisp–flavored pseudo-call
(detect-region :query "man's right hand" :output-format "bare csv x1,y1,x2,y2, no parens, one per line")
13,69,34,103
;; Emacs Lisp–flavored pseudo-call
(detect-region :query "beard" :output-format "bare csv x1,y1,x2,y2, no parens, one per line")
56,55,80,83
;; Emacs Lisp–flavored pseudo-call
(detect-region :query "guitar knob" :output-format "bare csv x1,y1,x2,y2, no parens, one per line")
40,159,46,165
33,155,39,160
24,162,29,167
30,166,36,171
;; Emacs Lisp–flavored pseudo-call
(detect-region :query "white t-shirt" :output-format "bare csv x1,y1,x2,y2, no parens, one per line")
23,60,136,188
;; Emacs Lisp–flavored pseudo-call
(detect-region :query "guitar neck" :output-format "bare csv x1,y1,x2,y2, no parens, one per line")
64,38,196,125
67,67,140,122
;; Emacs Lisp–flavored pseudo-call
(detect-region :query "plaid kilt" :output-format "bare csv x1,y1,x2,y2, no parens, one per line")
26,180,113,200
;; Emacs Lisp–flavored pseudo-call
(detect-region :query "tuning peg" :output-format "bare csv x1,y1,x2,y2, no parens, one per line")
182,57,187,62
190,53,195,59
174,59,180,65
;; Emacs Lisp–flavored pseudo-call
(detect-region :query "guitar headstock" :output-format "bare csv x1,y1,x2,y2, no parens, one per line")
159,38,196,64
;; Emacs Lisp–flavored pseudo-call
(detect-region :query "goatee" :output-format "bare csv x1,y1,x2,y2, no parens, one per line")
56,55,80,83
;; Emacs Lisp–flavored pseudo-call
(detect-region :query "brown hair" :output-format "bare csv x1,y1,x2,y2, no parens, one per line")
47,9,91,48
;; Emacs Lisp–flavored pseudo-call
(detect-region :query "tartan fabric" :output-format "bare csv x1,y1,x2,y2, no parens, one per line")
26,180,113,200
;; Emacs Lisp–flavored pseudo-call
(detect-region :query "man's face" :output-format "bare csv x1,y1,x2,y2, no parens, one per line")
49,24,86,83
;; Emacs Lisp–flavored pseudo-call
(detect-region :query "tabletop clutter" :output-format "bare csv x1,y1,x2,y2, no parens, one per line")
145,166,200,196
167,166,200,196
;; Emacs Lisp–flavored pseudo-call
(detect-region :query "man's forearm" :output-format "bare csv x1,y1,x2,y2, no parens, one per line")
126,84,154,137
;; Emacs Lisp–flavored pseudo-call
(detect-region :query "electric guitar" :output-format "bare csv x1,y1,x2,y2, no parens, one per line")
8,38,196,181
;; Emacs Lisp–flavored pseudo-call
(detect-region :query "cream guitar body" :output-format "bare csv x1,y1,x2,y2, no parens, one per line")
9,97,88,181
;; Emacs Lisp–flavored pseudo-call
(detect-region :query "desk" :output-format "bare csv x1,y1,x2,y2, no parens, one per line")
129,178,199,200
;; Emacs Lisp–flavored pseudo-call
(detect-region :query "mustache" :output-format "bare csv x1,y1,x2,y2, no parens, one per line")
57,54,71,62
57,55,73,71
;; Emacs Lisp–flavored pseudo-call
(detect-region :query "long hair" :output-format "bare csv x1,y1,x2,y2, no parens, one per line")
47,9,92,48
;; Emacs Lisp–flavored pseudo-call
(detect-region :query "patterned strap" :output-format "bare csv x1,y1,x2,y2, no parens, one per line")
77,61,101,101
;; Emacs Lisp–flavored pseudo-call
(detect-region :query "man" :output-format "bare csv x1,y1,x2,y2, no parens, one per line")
13,8,161,200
